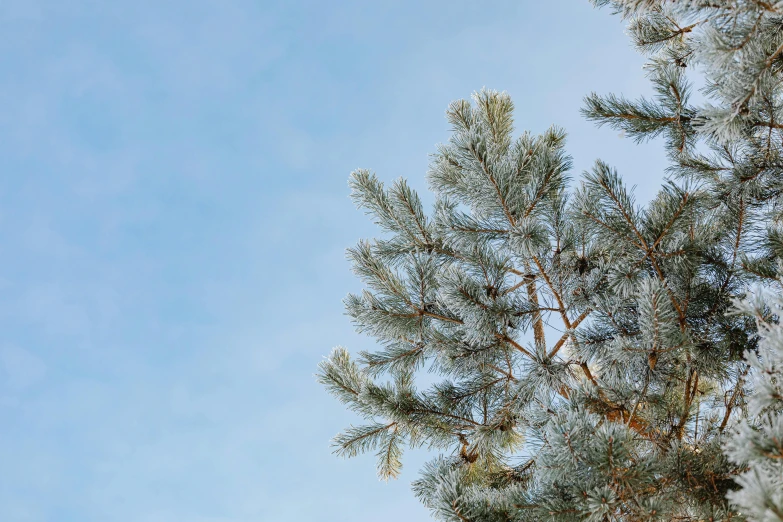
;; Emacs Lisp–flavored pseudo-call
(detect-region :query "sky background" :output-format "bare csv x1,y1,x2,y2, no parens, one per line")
0,1,671,521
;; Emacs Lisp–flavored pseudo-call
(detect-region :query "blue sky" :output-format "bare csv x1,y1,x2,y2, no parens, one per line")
0,1,670,520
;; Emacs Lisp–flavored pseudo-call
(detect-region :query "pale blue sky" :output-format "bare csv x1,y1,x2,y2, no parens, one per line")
0,1,669,521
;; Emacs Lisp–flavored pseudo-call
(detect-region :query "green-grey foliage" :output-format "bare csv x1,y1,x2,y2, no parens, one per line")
725,288,783,522
318,1,783,520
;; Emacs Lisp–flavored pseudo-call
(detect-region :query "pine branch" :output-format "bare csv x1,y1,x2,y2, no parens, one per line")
719,363,750,432
547,309,591,359
495,333,535,359
525,277,547,351
532,255,571,328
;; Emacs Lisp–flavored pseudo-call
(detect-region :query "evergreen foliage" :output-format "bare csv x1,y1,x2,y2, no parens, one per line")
725,288,783,522
319,1,783,520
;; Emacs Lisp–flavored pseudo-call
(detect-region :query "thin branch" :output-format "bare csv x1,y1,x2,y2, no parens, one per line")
496,333,535,359
720,364,751,431
532,255,570,328
627,374,651,429
547,309,592,359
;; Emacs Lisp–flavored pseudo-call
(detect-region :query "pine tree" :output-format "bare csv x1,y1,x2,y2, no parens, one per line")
319,1,783,520
725,288,783,522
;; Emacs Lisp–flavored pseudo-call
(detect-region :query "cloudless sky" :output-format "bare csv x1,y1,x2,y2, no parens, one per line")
0,1,671,521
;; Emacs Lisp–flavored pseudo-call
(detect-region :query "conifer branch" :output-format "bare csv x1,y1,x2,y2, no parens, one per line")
323,11,783,509
734,39,783,116
335,422,397,453
547,309,591,359
525,278,547,350
422,310,463,324
474,152,516,227
532,255,570,327
495,333,535,359
720,364,750,432
451,500,471,522
626,374,650,430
